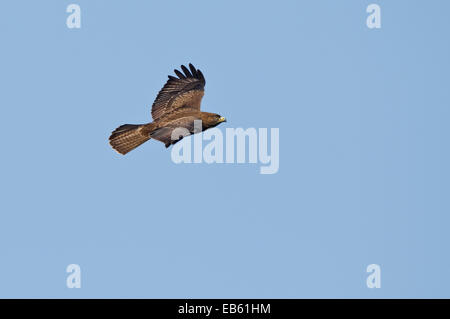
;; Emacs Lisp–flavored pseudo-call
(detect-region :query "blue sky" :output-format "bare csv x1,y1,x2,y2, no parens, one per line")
0,0,449,298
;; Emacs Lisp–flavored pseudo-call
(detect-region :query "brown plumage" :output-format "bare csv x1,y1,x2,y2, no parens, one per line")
109,63,226,155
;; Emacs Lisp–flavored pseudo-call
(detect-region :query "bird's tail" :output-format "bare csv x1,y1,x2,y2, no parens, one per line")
109,124,151,155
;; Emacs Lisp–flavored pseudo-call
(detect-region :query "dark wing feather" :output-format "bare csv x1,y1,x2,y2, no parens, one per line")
189,64,198,77
151,64,206,120
181,65,192,77
174,69,185,79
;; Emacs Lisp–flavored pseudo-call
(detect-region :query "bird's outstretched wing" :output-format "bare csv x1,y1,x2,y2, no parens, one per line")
151,63,206,120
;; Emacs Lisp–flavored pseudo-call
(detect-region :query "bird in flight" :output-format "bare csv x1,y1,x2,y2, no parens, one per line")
109,63,226,155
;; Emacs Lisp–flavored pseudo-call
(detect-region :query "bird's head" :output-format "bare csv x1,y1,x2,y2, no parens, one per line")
201,112,227,128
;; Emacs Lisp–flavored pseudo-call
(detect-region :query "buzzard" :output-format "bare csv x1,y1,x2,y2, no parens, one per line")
109,64,226,155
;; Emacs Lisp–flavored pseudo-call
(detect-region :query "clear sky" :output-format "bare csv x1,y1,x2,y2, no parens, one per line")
0,0,449,298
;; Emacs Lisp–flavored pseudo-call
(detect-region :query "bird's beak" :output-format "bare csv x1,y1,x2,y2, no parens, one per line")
218,117,227,123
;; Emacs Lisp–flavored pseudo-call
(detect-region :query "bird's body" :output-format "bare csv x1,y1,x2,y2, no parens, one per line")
109,64,226,155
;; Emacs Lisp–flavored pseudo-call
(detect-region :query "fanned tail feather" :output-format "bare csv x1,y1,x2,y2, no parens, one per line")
109,124,151,155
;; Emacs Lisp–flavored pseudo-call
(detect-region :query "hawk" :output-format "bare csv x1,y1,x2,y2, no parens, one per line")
109,64,226,155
